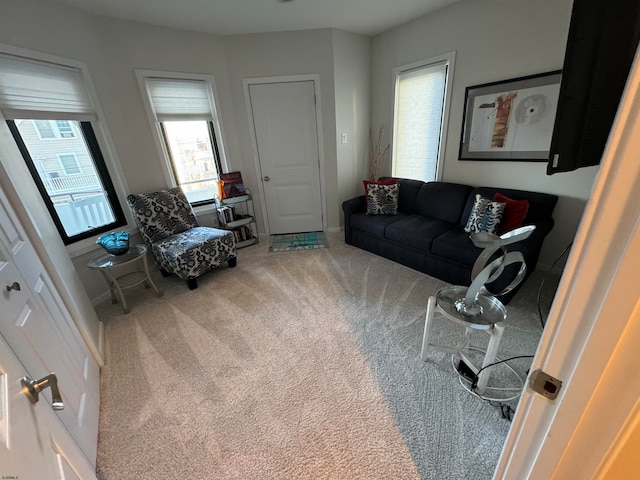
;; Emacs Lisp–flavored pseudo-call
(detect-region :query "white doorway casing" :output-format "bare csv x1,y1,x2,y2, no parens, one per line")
244,75,327,235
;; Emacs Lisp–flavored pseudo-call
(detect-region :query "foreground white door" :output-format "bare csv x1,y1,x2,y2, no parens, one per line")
495,50,640,479
0,187,100,466
248,80,323,234
0,334,97,479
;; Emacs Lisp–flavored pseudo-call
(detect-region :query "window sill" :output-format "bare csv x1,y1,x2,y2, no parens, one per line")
192,202,218,215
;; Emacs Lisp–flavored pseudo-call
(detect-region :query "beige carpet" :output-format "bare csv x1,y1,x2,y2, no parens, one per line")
95,232,552,480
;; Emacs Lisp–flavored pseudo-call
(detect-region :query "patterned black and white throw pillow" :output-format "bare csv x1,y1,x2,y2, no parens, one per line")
366,183,399,215
464,194,506,234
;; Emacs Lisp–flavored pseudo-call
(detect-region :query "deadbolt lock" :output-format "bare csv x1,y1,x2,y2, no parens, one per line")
529,369,563,401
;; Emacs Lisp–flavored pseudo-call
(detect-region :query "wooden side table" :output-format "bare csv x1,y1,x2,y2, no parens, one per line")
87,245,162,314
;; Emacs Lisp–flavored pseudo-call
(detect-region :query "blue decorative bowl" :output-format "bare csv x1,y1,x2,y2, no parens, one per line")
96,231,130,256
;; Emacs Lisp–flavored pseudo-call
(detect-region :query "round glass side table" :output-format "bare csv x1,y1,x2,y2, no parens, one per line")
87,245,163,314
420,285,507,394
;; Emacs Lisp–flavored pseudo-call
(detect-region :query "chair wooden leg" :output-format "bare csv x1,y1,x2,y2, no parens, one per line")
186,278,198,290
228,257,237,268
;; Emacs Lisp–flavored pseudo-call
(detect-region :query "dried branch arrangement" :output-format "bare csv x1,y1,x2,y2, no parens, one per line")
369,126,390,181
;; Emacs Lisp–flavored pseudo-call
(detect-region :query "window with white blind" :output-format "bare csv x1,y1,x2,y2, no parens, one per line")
0,52,126,245
392,53,455,182
138,73,225,205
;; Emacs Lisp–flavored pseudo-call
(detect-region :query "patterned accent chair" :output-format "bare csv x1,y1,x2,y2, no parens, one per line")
126,187,237,290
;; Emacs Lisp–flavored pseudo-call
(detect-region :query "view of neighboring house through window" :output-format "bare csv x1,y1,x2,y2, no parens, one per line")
34,119,76,139
160,119,221,205
143,75,223,205
0,52,125,244
8,119,125,243
59,152,81,174
392,54,453,182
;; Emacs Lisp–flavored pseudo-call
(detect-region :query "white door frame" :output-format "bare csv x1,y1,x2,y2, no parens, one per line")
243,74,327,236
495,49,640,478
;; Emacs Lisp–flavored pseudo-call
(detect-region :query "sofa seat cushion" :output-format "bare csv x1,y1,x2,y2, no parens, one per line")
350,212,408,238
432,225,538,267
431,227,482,266
385,215,454,254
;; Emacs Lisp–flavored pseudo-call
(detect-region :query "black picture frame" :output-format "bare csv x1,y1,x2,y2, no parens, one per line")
459,70,562,161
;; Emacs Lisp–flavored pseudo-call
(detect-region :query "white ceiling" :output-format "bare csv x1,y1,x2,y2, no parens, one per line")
54,0,460,36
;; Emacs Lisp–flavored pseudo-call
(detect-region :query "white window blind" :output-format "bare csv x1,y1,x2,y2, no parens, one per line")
0,53,95,120
393,62,447,182
146,78,213,122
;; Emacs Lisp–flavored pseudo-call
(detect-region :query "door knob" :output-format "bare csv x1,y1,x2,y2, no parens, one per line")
263,176,270,182
5,281,20,292
20,373,64,410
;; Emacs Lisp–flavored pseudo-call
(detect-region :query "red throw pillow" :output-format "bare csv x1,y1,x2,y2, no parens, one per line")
363,179,398,206
494,192,529,235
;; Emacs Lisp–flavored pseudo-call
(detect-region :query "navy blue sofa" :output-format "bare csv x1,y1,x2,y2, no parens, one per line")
342,178,558,304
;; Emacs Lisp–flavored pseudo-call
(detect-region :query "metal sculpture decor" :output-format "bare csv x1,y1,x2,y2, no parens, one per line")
456,225,535,316
420,225,535,397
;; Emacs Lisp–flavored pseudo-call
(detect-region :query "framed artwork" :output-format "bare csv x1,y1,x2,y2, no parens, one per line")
458,70,562,161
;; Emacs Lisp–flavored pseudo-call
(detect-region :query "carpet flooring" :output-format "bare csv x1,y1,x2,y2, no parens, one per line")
94,232,557,480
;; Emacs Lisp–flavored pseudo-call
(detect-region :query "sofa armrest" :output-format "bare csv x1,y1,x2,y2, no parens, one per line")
342,195,366,244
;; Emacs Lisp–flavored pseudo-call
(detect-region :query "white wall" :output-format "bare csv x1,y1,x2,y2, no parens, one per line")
0,1,112,356
333,30,372,225
0,1,355,300
0,0,246,302
87,19,243,194
0,0,603,307
370,0,600,269
223,29,339,232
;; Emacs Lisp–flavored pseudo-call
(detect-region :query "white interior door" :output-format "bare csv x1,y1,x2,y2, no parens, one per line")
0,334,97,479
249,80,323,234
0,188,99,466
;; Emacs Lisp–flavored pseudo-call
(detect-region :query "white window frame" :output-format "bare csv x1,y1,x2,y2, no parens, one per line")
135,69,229,208
391,51,456,182
0,43,132,257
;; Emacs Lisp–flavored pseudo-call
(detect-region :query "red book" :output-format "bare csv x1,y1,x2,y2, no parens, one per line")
220,172,246,198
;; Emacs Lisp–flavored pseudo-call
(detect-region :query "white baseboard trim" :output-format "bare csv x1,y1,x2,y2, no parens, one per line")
97,320,105,367
91,290,112,307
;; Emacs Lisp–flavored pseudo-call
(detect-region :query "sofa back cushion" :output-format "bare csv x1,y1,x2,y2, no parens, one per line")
380,177,424,213
414,182,474,224
460,187,558,227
